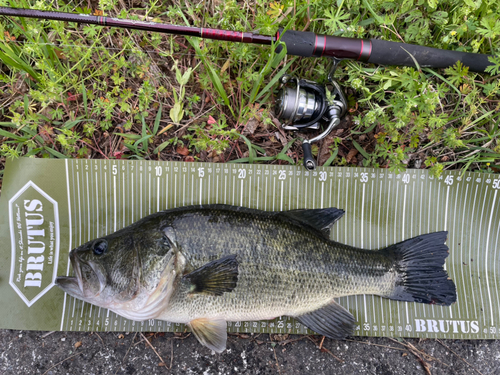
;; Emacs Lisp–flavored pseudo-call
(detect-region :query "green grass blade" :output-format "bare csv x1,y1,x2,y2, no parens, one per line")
153,103,163,135
0,128,28,142
323,148,339,167
44,146,67,159
351,139,371,159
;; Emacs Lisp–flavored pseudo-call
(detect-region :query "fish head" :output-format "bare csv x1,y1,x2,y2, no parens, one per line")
56,233,147,307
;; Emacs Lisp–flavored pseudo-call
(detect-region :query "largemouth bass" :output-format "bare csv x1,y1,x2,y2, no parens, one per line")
56,205,456,352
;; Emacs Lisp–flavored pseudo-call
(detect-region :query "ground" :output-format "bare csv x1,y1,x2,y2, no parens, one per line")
1,330,498,374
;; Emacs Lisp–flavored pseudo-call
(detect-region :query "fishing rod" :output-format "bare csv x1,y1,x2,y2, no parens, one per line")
0,6,495,169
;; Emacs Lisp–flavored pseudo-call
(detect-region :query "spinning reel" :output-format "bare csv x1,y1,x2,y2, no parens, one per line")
275,63,347,170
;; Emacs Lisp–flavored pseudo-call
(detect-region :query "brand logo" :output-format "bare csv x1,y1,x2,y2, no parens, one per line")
414,319,479,334
9,181,60,307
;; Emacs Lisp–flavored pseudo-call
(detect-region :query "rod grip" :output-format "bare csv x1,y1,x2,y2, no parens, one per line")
368,39,493,73
277,29,316,57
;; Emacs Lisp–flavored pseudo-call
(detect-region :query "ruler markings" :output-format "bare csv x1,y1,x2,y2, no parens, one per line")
484,189,497,326
345,179,349,246
361,180,367,323
321,180,324,209
403,183,409,326
469,184,479,317
451,182,460,320
410,177,415,320
256,176,259,209
378,179,385,325
225,174,228,206
427,180,434,319
182,174,185,207
477,186,488,323
273,176,276,211
313,178,316,209
494,210,500,325
460,183,469,319
158,172,161,212
141,172,144,217
60,160,73,330
207,174,210,205
86,171,90,241
395,181,400,326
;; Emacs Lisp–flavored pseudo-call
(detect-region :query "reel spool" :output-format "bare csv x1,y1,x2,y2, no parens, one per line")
275,74,347,170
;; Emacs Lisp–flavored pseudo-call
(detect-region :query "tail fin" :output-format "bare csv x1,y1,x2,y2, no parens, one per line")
381,231,457,306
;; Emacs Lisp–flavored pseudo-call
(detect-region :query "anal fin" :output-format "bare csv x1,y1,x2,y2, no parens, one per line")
296,301,355,339
188,318,227,353
183,255,238,296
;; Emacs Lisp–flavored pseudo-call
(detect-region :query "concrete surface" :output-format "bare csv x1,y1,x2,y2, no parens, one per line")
1,330,498,374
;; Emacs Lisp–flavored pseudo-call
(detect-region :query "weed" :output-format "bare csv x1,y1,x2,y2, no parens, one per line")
0,0,497,173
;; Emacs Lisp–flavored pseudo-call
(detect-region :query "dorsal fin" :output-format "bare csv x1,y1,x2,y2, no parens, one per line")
280,208,345,239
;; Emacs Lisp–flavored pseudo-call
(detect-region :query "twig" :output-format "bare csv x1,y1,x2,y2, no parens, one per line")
388,337,452,374
170,339,174,369
272,342,281,375
306,336,343,363
402,340,432,375
319,335,325,350
40,331,56,339
140,333,167,367
42,351,84,375
94,332,105,346
345,338,407,352
276,335,313,346
436,340,485,375
114,332,138,375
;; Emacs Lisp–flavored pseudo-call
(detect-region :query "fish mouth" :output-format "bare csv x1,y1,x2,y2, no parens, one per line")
55,251,99,298
55,251,84,297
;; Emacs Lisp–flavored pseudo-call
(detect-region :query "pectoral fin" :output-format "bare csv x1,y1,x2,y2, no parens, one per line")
183,255,238,296
188,318,227,353
296,300,355,339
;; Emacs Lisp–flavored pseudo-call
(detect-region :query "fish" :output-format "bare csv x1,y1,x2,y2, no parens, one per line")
56,205,456,352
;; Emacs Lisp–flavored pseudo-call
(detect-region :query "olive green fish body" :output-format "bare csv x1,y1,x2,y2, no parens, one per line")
153,207,395,323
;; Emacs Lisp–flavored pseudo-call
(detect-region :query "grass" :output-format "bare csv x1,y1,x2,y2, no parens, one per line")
0,0,499,176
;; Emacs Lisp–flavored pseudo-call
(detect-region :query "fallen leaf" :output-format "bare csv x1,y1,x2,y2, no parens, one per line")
74,341,82,349
242,118,260,135
118,334,125,339
185,156,195,162
346,148,359,163
176,146,190,156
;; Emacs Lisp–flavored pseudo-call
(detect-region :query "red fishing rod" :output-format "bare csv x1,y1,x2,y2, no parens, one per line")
0,6,494,73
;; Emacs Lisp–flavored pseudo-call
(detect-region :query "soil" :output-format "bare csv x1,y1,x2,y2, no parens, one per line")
1,330,498,374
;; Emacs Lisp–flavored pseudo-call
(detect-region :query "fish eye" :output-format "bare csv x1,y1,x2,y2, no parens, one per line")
93,239,108,256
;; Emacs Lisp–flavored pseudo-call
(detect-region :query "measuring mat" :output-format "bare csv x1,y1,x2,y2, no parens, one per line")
0,158,499,340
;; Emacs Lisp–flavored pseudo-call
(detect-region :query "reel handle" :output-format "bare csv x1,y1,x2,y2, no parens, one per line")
302,142,316,170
